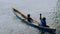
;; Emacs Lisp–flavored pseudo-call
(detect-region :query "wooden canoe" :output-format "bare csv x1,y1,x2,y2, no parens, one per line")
12,8,56,34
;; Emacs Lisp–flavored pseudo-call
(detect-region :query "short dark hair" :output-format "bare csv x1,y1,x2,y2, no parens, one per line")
43,17,46,20
27,14,30,17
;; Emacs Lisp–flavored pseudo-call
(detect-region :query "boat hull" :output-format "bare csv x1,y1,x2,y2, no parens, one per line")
12,8,56,34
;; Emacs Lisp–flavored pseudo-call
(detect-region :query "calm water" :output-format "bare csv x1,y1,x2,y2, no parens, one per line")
55,0,60,34
0,0,59,34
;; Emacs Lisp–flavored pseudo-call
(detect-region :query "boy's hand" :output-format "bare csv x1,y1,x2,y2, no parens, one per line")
40,14,42,15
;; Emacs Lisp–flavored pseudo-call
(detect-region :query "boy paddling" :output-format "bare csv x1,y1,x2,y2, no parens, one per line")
39,14,46,27
39,14,49,27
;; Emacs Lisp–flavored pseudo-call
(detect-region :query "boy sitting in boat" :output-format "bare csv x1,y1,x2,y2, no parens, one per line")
27,14,33,22
27,14,40,26
39,14,49,27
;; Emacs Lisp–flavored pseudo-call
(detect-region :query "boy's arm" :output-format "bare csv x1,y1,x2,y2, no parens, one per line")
40,14,42,19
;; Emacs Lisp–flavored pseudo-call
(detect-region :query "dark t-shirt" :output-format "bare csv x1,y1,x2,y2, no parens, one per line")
40,19,46,27
27,17,33,22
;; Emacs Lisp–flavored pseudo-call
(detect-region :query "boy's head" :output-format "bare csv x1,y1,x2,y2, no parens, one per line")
27,14,30,17
43,17,46,20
